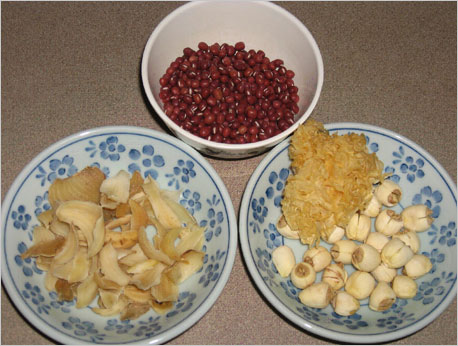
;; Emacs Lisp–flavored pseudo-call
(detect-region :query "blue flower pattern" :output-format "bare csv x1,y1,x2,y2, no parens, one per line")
36,155,78,186
22,282,50,315
86,136,126,161
265,168,289,207
133,316,162,338
12,205,31,231
180,189,202,216
199,195,224,242
429,221,457,247
15,242,42,277
331,313,369,330
199,249,225,288
34,191,51,217
386,146,425,183
62,317,106,342
166,292,197,317
413,271,456,305
127,144,165,180
263,222,282,249
166,159,196,189
104,319,134,334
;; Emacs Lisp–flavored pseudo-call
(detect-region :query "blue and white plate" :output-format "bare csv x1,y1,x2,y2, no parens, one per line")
239,122,456,344
2,126,237,345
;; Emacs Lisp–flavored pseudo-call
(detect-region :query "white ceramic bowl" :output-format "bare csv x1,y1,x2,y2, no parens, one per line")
239,123,457,344
1,126,238,344
141,1,323,159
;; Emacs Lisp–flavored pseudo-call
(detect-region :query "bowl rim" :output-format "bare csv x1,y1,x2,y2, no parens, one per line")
1,125,238,345
141,0,324,151
239,121,457,344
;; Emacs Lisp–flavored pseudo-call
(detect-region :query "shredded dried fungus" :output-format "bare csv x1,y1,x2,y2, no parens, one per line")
281,119,385,246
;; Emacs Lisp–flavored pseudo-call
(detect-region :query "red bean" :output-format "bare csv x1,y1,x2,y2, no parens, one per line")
158,41,300,143
234,41,245,51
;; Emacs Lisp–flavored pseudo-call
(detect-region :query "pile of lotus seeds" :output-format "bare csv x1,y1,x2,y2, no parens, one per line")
273,178,434,315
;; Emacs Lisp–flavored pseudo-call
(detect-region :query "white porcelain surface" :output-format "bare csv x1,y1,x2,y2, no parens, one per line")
239,123,457,344
141,0,323,159
1,126,237,344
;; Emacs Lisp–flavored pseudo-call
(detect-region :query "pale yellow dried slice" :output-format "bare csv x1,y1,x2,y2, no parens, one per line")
143,176,181,229
105,229,138,249
150,300,173,314
119,243,148,266
130,262,168,290
100,170,130,205
48,166,105,208
123,285,153,304
76,273,98,308
99,288,122,309
92,295,128,316
99,242,130,287
129,199,149,231
56,200,103,250
167,250,204,284
138,227,174,266
50,216,70,238
21,237,65,259
176,225,205,256
126,259,158,274
94,271,122,290
120,302,150,321
129,170,145,197
150,272,179,303
160,227,182,261
36,256,53,271
44,271,59,292
88,215,105,257
37,209,54,228
52,226,78,265
33,225,56,244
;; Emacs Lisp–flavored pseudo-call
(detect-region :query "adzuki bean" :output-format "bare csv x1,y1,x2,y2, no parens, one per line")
158,41,299,144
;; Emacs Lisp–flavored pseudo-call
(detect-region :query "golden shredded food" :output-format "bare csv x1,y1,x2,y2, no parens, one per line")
281,119,385,246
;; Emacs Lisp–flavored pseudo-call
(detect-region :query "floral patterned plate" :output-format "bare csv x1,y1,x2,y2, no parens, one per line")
1,126,237,344
239,122,456,344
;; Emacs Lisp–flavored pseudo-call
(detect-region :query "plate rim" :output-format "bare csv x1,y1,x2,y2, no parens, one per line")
1,125,238,345
239,122,457,344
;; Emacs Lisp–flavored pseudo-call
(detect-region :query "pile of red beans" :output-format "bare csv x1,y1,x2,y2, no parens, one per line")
158,42,299,144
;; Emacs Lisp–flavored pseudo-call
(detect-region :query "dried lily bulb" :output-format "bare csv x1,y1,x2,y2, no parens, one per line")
371,263,397,283
361,194,382,218
401,205,434,232
322,263,347,290
392,275,418,299
393,229,420,253
325,225,345,244
331,291,360,316
351,244,381,272
303,246,332,272
276,215,299,240
346,212,371,242
374,179,402,207
290,262,316,289
369,282,396,312
365,232,390,253
299,282,335,309
331,240,358,264
375,209,403,236
345,271,376,300
381,238,414,269
100,169,131,205
402,254,432,279
272,245,296,278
